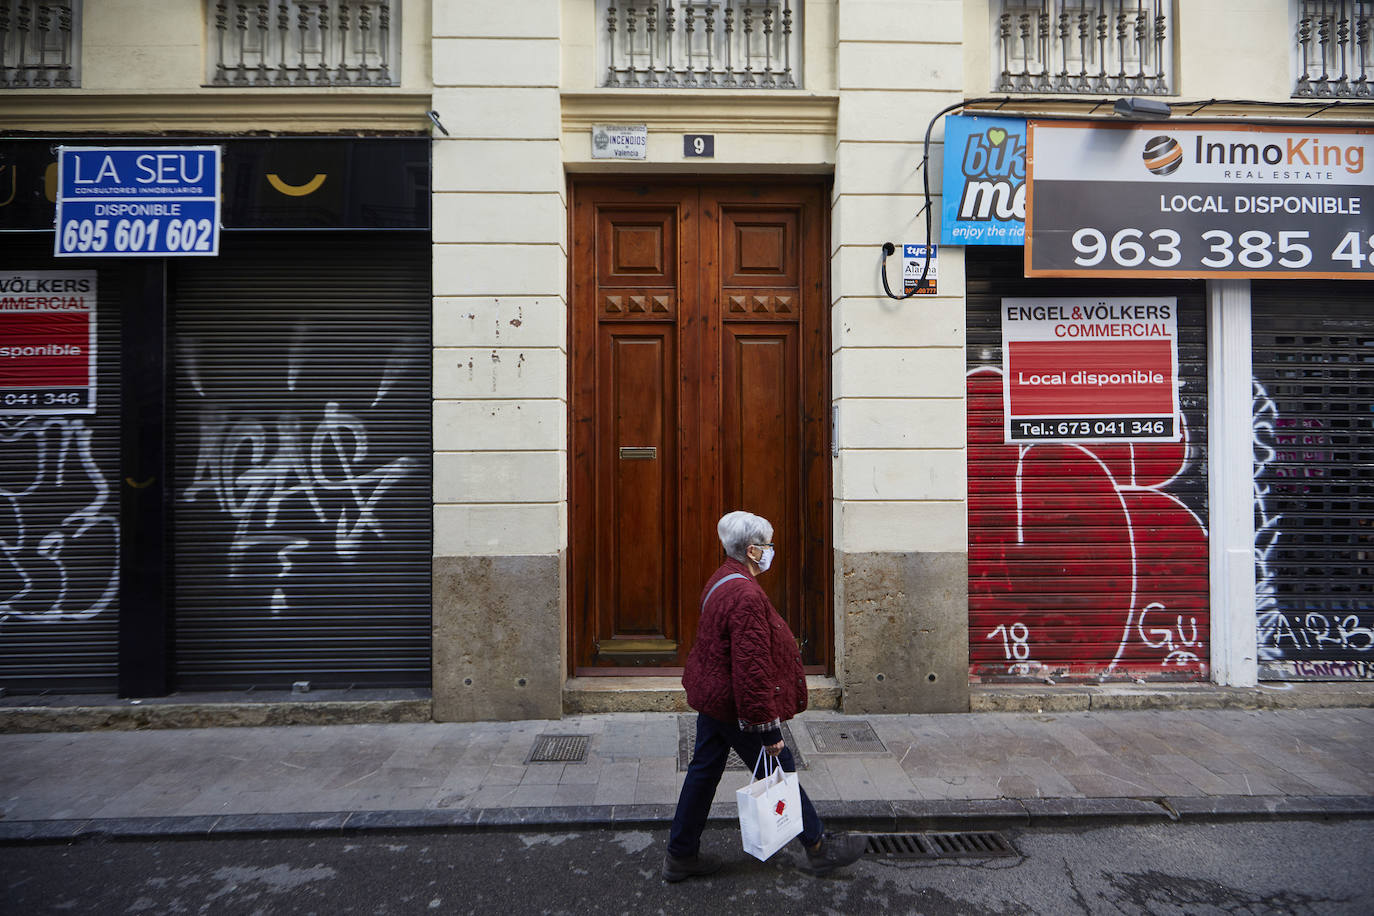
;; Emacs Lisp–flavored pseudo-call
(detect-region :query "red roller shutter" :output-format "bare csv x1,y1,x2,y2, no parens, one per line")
966,248,1211,683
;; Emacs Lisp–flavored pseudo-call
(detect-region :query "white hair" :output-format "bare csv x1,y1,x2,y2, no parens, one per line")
717,510,773,562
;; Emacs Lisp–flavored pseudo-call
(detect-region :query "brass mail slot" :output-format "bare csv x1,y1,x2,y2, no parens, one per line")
619,446,657,460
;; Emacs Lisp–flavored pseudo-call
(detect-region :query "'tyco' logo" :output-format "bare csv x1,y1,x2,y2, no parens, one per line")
1141,135,1183,175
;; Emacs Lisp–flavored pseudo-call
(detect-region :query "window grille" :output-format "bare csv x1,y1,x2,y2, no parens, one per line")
0,1,80,88
994,1,1172,95
598,0,802,89
209,0,399,87
1294,1,1374,97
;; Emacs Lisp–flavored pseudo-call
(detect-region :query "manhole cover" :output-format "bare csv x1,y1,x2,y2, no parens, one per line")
864,832,1017,859
806,720,889,755
676,717,805,771
527,735,589,764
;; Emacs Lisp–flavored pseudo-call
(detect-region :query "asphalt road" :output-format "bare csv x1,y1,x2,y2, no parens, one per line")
3,818,1370,915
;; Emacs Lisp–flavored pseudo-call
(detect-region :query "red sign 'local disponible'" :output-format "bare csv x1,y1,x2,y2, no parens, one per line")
1007,339,1176,415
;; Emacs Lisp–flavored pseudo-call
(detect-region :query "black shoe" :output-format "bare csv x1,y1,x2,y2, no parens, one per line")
802,834,866,876
662,851,723,883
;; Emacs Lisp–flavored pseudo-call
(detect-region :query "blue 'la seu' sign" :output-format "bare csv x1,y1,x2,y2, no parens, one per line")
55,146,221,257
939,115,1026,247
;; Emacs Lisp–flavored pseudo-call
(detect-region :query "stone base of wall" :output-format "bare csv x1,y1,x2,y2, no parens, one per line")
562,676,843,715
837,551,970,714
433,554,564,722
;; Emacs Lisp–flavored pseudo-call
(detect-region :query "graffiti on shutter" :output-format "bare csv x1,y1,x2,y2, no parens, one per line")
1251,297,1374,681
968,367,1208,681
965,258,1210,684
179,325,421,618
0,416,119,622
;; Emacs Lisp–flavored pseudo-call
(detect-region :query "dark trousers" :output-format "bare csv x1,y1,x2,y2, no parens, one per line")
667,712,823,857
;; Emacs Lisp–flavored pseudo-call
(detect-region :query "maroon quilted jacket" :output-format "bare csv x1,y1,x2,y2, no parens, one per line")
682,558,808,736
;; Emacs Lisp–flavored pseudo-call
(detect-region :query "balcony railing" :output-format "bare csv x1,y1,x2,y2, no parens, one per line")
599,0,801,89
209,0,399,87
0,1,80,88
1294,0,1374,97
995,1,1172,95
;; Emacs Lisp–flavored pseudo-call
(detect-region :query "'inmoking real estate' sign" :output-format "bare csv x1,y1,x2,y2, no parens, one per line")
1026,122,1374,279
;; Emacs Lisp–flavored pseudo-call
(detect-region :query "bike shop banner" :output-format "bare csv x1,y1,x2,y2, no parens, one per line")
1000,296,1179,444
1026,122,1374,278
55,146,221,257
0,270,97,414
940,114,1027,246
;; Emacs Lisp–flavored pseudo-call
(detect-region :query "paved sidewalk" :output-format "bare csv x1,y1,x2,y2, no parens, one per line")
2,706,1372,842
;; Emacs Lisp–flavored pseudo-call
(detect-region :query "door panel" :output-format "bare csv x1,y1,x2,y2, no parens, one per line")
596,206,679,287
720,205,800,290
598,329,677,648
571,180,829,673
722,329,801,636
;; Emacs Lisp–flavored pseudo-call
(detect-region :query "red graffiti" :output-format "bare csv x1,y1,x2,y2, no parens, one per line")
968,368,1208,681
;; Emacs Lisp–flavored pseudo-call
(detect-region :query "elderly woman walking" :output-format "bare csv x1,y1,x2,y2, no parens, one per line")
663,510,865,882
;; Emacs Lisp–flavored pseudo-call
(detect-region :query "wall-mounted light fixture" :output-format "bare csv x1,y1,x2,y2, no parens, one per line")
427,110,450,136
1113,97,1172,121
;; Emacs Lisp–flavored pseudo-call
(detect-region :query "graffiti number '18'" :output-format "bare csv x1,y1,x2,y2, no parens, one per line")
988,622,1031,661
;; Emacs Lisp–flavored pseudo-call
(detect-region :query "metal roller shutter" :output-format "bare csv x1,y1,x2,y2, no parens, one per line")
171,233,431,689
1252,284,1373,682
966,248,1210,682
0,237,121,693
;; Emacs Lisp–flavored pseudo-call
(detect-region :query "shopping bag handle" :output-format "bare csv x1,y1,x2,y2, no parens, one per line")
751,747,781,780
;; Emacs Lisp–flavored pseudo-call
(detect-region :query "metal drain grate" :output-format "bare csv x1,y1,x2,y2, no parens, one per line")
806,720,889,755
864,832,1017,859
527,735,590,764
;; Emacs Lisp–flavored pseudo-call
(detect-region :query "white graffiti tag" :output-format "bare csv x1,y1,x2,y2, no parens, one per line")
179,323,422,617
1263,612,1374,654
1252,380,1285,662
0,417,119,622
182,403,414,609
1136,602,1202,667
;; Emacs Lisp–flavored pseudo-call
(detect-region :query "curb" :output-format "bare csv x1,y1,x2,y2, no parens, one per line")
4,796,1372,844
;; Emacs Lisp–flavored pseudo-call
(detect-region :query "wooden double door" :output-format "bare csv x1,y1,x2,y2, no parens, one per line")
570,179,831,674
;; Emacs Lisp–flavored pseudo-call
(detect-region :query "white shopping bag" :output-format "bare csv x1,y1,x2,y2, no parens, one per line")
736,749,803,861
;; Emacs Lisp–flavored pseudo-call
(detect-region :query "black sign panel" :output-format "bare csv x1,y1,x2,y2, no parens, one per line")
1026,122,1374,279
684,134,715,158
0,138,430,231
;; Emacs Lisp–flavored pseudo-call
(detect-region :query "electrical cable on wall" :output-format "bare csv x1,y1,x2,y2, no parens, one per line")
878,99,971,300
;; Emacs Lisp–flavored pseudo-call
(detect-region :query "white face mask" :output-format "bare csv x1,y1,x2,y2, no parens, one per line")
754,546,775,572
